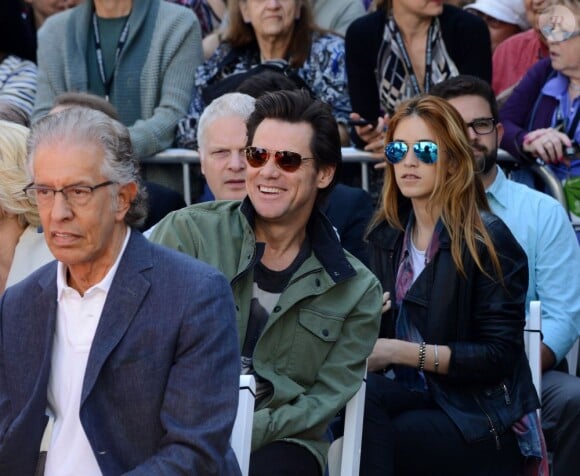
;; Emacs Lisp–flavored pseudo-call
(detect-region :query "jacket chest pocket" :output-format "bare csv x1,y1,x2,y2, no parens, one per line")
285,309,344,384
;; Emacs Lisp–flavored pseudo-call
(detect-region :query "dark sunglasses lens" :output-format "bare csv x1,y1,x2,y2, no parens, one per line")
385,141,408,164
246,147,268,167
276,151,303,172
413,141,438,164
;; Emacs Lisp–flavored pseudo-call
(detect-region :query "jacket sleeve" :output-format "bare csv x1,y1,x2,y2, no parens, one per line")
251,277,382,450
31,14,69,122
531,200,580,363
499,59,552,161
0,295,10,443
446,217,529,383
442,8,492,83
304,34,351,126
345,12,383,124
129,10,202,158
122,270,241,476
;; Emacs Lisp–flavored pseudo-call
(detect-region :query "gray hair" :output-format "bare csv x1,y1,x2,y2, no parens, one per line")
27,107,148,228
197,93,256,152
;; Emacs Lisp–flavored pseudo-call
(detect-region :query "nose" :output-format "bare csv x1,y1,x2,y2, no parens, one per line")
258,152,282,177
466,125,479,141
49,191,74,222
229,149,247,171
398,147,419,166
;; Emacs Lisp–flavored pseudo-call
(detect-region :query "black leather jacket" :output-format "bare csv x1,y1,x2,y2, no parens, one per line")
367,209,540,445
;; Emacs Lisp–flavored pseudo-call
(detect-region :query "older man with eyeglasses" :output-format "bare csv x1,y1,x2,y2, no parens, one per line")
151,89,382,476
0,107,242,476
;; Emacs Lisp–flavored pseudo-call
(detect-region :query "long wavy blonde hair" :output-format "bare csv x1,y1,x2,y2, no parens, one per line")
370,95,502,279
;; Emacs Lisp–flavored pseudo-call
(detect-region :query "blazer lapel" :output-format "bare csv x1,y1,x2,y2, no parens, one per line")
81,232,153,404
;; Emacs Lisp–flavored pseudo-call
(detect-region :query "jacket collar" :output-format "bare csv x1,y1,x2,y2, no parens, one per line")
366,199,452,252
239,197,356,283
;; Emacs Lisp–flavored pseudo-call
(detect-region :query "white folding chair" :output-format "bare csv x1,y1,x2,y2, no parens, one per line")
327,370,367,476
231,375,255,476
524,300,542,405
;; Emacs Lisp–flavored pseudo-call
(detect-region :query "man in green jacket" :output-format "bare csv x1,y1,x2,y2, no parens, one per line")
151,89,382,476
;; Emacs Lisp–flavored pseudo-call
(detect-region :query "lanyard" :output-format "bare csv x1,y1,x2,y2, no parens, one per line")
92,12,130,101
393,21,434,96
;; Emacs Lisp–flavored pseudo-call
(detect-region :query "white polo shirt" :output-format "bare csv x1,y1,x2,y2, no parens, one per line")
45,228,131,476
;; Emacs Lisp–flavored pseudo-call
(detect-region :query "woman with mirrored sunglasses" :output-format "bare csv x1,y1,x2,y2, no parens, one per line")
500,0,580,243
361,95,546,476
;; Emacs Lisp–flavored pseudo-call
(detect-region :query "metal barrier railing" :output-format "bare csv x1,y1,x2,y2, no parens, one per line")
142,147,567,211
141,147,378,205
497,149,568,210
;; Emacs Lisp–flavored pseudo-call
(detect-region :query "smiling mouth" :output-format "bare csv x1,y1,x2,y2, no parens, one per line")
259,185,283,194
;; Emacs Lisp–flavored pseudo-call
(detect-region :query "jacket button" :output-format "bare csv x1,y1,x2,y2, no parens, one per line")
273,306,281,312
322,329,329,337
235,305,240,311
315,278,321,287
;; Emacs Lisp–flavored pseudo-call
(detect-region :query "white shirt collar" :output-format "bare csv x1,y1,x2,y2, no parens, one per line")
56,227,132,300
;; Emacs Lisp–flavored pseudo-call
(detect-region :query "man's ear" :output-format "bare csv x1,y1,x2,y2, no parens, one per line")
115,182,137,220
317,165,335,190
496,121,505,145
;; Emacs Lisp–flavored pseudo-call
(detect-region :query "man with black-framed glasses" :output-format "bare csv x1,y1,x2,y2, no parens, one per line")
432,74,580,476
0,107,242,476
152,89,382,476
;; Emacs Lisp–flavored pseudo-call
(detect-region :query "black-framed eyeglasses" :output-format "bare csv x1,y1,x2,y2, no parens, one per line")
540,25,580,42
23,181,117,207
244,146,314,172
384,140,438,165
465,117,496,135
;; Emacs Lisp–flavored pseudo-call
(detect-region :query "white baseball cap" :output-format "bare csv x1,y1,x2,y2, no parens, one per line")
465,0,530,30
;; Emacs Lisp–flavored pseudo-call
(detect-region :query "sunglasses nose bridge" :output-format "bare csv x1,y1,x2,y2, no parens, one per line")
258,151,283,175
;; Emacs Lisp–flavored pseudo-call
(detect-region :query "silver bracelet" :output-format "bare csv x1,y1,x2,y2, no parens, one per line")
434,344,439,373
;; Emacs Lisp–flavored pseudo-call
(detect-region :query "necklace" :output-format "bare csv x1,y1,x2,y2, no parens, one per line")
569,82,580,91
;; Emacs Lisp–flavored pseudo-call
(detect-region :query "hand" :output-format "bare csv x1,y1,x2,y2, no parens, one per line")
350,112,390,168
382,291,391,313
368,338,396,372
522,128,572,166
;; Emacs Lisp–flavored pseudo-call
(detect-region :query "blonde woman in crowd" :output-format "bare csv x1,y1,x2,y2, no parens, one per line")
0,120,52,294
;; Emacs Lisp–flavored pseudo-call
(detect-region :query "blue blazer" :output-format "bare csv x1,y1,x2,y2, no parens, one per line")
0,231,241,475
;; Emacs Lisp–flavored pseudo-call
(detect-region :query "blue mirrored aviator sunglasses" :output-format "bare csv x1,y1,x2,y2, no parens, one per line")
384,140,438,165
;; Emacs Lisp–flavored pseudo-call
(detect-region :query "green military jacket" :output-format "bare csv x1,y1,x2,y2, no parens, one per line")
151,199,382,470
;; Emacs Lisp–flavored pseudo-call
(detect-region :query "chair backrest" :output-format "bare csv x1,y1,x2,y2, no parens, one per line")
566,337,579,377
327,370,367,476
231,375,256,476
524,300,542,405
